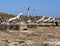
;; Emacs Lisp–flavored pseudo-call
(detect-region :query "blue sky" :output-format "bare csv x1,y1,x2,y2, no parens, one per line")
0,0,60,18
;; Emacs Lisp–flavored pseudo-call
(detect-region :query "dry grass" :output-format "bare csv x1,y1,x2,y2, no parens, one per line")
0,27,59,46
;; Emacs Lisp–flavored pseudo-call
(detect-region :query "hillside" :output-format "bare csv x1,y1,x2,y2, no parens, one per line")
0,12,60,22
0,12,15,19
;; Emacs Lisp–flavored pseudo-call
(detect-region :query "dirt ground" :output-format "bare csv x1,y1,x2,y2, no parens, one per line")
0,27,60,46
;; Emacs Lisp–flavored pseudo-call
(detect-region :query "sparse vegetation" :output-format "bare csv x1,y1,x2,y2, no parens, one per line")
0,12,15,19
